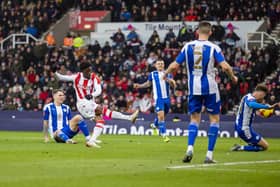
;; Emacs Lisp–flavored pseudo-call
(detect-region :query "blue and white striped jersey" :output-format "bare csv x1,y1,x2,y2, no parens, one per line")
235,93,269,129
176,40,225,95
43,103,71,137
148,71,172,100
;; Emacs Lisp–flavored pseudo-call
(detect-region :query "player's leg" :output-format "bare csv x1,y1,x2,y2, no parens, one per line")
86,115,104,148
232,129,267,151
53,128,77,144
157,110,169,142
150,117,159,135
102,107,139,123
205,114,220,163
204,93,221,163
69,114,90,141
183,95,202,163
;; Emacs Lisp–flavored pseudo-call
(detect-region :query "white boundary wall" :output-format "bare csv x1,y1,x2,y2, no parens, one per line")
92,21,264,46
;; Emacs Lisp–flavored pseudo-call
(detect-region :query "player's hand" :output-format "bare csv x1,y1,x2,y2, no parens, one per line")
85,94,93,100
269,102,280,109
133,83,140,89
232,75,238,84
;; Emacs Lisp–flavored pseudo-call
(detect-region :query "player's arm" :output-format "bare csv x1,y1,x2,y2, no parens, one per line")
246,100,270,109
164,47,185,78
43,107,50,143
92,76,102,97
219,61,238,84
133,81,152,89
165,61,180,75
166,74,176,88
214,46,238,84
43,120,49,143
55,72,76,82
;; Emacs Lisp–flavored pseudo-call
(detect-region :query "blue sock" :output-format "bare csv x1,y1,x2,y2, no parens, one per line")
58,131,70,142
188,122,198,146
208,123,219,151
78,119,90,137
158,121,166,135
154,117,159,128
243,145,264,152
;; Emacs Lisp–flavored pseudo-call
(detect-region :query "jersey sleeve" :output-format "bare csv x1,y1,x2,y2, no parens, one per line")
43,105,50,120
213,46,225,63
245,97,269,109
92,76,102,97
175,47,186,65
55,72,76,82
147,73,153,81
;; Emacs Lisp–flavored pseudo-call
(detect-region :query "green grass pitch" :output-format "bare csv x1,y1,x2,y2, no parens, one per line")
0,131,279,187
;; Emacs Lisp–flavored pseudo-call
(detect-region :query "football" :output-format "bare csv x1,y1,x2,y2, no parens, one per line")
259,108,274,118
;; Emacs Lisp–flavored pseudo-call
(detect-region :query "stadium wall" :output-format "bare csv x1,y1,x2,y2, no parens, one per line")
0,111,279,138
92,21,264,46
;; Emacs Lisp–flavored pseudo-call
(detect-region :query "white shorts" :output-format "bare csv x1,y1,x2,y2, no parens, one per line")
76,99,98,119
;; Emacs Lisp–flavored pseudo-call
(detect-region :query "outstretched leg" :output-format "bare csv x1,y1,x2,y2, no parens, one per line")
102,107,139,123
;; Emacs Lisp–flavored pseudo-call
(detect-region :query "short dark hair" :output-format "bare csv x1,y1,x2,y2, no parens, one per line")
255,84,268,94
198,21,212,34
80,62,91,71
52,89,64,95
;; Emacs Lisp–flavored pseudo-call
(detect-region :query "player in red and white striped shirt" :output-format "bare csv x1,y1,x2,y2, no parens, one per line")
55,62,139,148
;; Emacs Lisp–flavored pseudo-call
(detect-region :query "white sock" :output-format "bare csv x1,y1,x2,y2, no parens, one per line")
206,151,213,159
85,135,91,141
103,108,130,121
90,121,104,142
187,145,193,153
111,111,130,120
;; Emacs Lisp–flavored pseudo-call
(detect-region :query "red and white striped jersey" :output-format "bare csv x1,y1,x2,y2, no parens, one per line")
55,72,102,101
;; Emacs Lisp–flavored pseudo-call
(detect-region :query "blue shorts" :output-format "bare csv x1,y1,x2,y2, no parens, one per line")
155,98,170,114
188,93,221,114
235,125,262,145
54,125,79,143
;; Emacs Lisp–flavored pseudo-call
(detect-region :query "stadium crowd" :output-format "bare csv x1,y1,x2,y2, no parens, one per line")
0,0,279,114
74,0,280,32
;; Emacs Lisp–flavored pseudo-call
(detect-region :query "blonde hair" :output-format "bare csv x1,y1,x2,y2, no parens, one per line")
198,21,212,35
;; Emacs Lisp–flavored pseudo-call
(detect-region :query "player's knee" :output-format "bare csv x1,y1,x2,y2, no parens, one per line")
73,114,83,122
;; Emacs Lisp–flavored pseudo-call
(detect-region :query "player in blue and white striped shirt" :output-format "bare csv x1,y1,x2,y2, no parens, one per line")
165,21,238,163
134,60,176,142
232,84,279,151
43,89,90,144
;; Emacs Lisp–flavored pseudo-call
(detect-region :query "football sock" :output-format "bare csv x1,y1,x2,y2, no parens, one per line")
103,108,130,120
154,117,159,128
78,119,90,139
188,122,198,147
206,151,213,160
243,145,264,151
158,121,166,136
207,123,219,151
90,119,105,142
58,131,70,142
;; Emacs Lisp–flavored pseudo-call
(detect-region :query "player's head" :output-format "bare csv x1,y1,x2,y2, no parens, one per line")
52,89,66,105
253,84,268,103
198,21,212,36
80,62,92,78
155,60,165,71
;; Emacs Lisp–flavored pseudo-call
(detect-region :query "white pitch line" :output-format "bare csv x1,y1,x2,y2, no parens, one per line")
167,160,280,170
